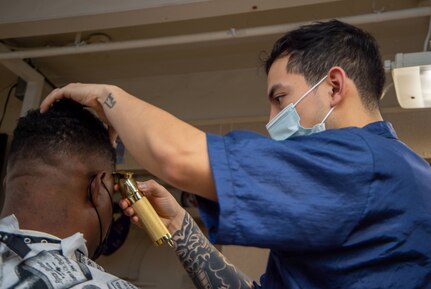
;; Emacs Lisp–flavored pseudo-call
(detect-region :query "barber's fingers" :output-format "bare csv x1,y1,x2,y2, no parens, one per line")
137,179,170,198
40,88,63,113
117,179,170,214
40,83,113,130
40,83,106,112
138,180,184,220
40,86,74,113
120,180,184,230
119,198,131,210
118,199,140,224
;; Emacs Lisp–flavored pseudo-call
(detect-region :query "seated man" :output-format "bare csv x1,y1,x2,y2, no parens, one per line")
0,100,138,288
1,99,251,289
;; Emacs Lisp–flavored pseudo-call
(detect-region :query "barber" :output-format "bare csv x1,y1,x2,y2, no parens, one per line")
41,20,431,289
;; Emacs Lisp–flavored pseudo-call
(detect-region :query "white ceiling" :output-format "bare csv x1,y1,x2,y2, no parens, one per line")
0,0,430,124
0,0,341,38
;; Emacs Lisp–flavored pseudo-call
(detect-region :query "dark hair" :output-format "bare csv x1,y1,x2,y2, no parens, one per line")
264,20,385,110
8,99,115,169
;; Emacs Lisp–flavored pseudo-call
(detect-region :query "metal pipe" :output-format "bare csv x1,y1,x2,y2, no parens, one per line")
0,6,429,60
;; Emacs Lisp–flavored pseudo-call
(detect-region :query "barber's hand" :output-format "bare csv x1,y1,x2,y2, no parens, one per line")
40,83,118,144
119,179,186,234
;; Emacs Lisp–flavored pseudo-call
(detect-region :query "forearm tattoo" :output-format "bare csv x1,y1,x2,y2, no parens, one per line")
104,92,116,108
173,213,255,289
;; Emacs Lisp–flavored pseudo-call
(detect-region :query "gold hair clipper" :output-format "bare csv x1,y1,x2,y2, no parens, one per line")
114,172,174,247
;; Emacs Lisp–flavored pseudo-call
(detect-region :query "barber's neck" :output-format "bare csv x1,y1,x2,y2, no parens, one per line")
328,92,383,129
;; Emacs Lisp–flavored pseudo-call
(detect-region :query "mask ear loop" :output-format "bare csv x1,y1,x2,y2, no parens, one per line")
88,175,103,259
293,75,328,107
320,106,336,124
93,179,115,259
102,181,114,214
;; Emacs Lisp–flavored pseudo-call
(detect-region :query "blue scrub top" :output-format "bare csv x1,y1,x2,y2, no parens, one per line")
198,121,431,289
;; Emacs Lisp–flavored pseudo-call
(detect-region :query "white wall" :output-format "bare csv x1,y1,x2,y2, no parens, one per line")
383,109,431,158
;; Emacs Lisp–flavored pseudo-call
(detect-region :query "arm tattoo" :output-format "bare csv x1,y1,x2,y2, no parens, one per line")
103,92,116,108
173,213,255,289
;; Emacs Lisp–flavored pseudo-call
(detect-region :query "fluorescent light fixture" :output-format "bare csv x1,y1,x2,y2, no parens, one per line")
389,51,431,108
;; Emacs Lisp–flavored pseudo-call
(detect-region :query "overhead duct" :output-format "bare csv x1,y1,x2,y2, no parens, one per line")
0,6,429,60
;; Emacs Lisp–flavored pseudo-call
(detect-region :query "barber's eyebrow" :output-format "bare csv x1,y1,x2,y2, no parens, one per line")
268,83,291,100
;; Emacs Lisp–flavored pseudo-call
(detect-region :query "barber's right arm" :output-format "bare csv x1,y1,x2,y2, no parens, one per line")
41,83,217,201
119,180,256,289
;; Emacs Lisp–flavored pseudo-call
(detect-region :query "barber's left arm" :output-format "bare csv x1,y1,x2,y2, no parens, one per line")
120,180,256,289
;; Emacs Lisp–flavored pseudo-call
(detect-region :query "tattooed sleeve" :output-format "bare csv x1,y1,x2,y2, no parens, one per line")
173,213,255,289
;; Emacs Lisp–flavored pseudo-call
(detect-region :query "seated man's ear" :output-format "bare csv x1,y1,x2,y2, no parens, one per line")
88,172,106,206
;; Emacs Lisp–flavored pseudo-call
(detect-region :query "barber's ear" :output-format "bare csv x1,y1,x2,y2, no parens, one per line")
88,172,106,207
327,66,347,106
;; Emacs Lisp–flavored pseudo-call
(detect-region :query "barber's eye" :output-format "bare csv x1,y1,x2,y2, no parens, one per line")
273,95,286,104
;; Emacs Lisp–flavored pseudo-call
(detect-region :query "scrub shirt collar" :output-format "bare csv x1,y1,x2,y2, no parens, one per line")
362,121,398,139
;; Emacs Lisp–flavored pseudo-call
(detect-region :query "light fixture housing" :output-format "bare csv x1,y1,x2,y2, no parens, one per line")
389,51,431,109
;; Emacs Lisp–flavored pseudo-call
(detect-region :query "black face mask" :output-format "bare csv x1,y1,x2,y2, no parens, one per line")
100,203,131,256
88,176,114,260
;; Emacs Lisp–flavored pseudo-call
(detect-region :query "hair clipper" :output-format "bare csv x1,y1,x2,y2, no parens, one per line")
113,172,174,247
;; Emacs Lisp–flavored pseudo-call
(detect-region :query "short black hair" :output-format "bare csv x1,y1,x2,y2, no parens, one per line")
8,99,115,169
264,20,385,110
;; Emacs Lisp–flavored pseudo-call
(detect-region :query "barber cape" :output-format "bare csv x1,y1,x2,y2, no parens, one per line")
0,215,138,289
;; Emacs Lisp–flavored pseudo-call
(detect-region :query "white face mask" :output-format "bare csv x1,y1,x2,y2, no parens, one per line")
266,75,335,141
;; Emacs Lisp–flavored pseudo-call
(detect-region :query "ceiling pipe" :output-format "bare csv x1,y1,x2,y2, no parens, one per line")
0,6,429,60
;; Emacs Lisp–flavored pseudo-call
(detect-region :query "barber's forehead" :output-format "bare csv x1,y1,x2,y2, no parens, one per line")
267,57,304,81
